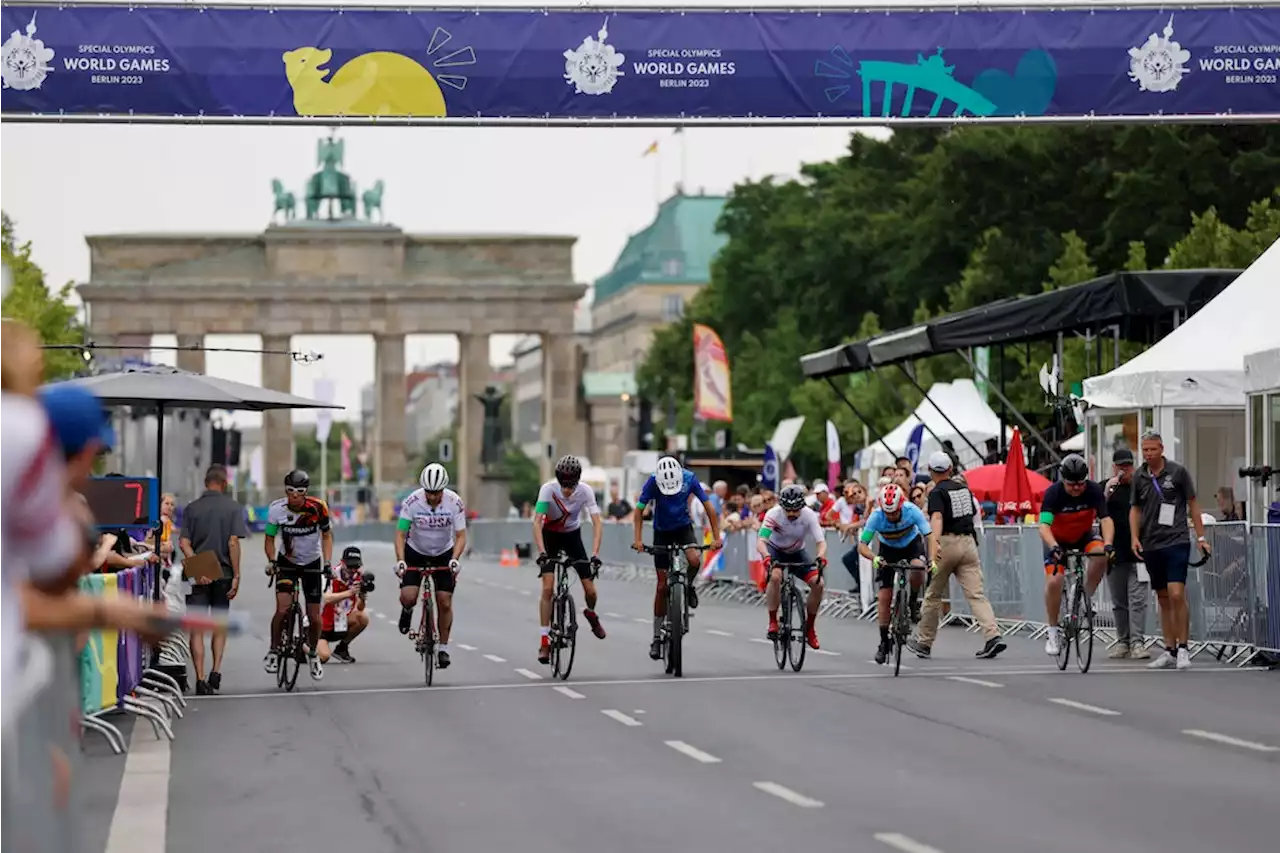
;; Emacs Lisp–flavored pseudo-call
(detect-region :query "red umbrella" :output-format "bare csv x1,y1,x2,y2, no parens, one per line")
961,431,1050,511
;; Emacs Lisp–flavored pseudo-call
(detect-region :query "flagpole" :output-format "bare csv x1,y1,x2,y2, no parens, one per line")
654,147,662,206
677,127,688,193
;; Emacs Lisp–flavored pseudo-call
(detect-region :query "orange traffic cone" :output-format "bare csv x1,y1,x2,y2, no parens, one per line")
500,549,520,567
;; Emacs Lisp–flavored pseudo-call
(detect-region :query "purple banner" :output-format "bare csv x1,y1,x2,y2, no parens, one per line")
2,4,1278,122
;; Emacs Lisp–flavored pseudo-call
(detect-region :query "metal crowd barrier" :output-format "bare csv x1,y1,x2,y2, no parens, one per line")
335,518,1277,666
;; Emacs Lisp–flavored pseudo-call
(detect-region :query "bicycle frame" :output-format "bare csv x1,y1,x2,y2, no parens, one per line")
642,542,713,678
773,562,817,672
1056,550,1096,673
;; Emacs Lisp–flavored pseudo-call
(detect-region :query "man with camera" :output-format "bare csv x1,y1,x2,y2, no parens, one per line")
318,546,374,664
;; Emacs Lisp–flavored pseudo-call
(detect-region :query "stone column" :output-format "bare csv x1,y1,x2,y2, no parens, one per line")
175,334,205,374
541,332,585,477
374,334,407,490
457,333,490,503
261,335,294,492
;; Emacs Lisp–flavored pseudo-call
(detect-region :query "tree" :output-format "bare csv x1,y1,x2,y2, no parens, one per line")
2,213,85,380
1165,192,1280,269
294,420,357,487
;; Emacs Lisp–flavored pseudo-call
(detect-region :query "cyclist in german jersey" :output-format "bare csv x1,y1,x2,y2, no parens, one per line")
758,485,828,650
1039,454,1115,656
395,463,467,669
857,483,931,664
631,455,722,660
263,469,332,680
532,455,605,664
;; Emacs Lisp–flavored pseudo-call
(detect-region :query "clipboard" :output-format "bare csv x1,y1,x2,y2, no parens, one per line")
182,550,223,583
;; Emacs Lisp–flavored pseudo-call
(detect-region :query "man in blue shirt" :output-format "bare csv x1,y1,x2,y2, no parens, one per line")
632,455,722,659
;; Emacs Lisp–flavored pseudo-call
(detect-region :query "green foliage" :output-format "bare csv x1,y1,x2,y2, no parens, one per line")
505,445,541,508
2,212,85,381
294,421,358,485
637,126,1280,475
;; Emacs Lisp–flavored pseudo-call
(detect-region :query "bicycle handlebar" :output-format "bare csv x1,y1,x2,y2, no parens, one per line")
546,551,595,568
640,543,715,555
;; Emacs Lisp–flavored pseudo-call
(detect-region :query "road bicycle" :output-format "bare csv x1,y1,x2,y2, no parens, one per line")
642,543,713,678
882,560,920,677
545,551,593,681
1054,549,1096,673
770,562,818,673
407,571,442,686
266,568,309,692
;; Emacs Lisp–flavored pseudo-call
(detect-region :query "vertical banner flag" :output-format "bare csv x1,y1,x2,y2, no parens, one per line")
313,378,336,445
693,324,733,422
340,432,353,481
905,422,926,472
825,420,841,488
974,347,991,402
761,442,779,491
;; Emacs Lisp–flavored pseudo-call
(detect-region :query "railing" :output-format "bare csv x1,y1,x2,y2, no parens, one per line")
334,520,1277,666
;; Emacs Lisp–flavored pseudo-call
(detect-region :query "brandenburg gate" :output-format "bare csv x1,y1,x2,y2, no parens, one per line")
77,135,586,503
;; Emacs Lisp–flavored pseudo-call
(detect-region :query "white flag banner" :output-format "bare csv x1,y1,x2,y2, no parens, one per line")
314,377,337,444
825,420,841,464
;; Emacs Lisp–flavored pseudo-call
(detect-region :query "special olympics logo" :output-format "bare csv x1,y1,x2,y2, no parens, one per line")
762,457,779,484
563,17,625,96
2,12,55,92
1128,15,1190,93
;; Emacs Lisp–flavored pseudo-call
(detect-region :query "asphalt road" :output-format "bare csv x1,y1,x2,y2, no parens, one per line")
82,541,1278,853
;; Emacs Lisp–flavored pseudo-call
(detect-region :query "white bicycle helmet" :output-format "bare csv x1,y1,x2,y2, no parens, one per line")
420,463,449,492
654,455,684,496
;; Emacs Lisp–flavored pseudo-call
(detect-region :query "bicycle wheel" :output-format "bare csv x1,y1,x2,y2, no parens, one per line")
1074,582,1094,674
274,614,289,689
282,605,303,692
772,587,789,671
554,593,578,681
1055,581,1072,672
667,583,685,678
422,598,435,686
787,582,807,673
892,584,909,677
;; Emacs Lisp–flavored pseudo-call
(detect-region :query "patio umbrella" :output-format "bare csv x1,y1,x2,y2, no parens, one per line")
49,365,343,485
962,449,1052,511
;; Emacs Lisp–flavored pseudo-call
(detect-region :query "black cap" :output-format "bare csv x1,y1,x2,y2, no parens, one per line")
341,546,363,567
1112,448,1135,465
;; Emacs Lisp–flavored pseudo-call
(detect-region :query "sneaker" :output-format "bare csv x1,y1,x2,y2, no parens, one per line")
1147,649,1176,670
537,636,551,665
1108,643,1131,660
1129,642,1151,660
806,625,820,650
331,644,355,664
398,608,413,635
584,609,606,640
766,618,779,641
1045,628,1062,656
976,636,1007,659
437,650,451,669
264,651,280,674
309,654,324,680
874,642,890,665
195,679,210,696
649,638,663,660
207,671,222,692
687,585,700,610
1176,647,1192,670
907,638,932,659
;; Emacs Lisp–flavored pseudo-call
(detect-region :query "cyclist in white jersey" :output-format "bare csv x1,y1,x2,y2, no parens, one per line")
532,455,604,664
757,484,829,649
395,463,467,669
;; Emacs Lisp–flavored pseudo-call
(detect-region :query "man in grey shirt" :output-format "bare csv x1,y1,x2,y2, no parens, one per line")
179,464,248,695
1128,431,1210,671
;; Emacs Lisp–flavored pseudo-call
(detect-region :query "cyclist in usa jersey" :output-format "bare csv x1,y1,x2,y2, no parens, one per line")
857,483,931,664
757,484,828,649
532,455,605,663
631,455,722,660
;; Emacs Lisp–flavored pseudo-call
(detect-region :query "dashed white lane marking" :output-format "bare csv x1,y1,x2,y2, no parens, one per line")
105,721,169,853
812,649,841,656
601,709,643,727
604,611,625,618
482,654,507,663
514,668,543,680
1048,697,1120,716
947,676,1003,688
749,637,773,645
874,832,946,853
867,659,912,669
705,629,734,637
374,612,388,620
456,644,478,651
553,686,585,699
633,709,646,715
632,617,651,624
752,781,823,808
519,590,533,596
665,740,722,764
1182,729,1279,753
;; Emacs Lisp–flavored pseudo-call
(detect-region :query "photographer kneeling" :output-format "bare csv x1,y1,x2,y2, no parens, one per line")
318,546,374,664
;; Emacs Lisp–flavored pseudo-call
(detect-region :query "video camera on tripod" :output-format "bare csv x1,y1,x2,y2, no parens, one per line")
1238,465,1275,485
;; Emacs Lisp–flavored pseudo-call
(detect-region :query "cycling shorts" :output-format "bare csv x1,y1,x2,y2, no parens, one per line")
1044,535,1104,575
765,543,822,585
652,524,699,571
540,529,592,579
875,538,928,590
403,544,457,594
275,556,324,605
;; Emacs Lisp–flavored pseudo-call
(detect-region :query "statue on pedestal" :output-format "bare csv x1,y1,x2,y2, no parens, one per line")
475,385,505,470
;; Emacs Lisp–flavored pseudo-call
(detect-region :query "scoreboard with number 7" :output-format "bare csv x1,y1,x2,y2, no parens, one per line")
83,476,161,529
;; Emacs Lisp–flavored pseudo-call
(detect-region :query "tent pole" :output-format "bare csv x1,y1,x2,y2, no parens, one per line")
822,377,897,461
957,349,1062,465
890,364,985,463
998,346,1007,460
155,402,165,494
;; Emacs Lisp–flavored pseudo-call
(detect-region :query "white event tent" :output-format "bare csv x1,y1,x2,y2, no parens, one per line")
855,379,1008,472
1243,345,1280,520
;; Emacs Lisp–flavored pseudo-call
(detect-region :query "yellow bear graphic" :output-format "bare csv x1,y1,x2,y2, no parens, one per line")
283,47,447,117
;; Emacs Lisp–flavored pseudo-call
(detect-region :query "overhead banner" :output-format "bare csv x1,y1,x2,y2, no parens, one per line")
2,5,1278,123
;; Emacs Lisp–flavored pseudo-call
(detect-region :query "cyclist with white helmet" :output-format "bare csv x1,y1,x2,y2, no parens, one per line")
857,482,931,665
758,484,827,650
631,455,722,660
532,455,605,664
394,462,467,669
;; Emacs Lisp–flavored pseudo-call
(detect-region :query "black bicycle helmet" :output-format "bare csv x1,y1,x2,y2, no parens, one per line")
284,469,311,490
1059,454,1089,484
779,484,806,511
554,455,582,487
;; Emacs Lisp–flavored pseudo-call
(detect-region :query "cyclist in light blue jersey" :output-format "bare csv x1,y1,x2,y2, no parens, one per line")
632,455,722,659
857,483,932,664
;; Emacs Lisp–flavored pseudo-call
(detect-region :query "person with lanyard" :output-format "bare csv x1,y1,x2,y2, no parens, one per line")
1129,430,1210,670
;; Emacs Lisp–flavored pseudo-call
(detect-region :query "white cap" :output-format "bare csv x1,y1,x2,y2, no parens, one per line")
812,480,829,492
927,451,953,472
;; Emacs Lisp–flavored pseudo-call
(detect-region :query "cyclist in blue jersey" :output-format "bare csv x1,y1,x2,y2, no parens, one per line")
632,455,722,660
857,483,932,665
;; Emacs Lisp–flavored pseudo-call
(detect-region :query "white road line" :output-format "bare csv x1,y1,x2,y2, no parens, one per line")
874,832,946,853
1182,729,1279,753
752,781,824,808
664,740,722,764
705,629,734,637
374,612,388,620
604,611,625,618
749,637,773,645
867,660,911,669
633,617,651,624
812,649,841,656
601,709,643,727
105,721,169,853
1048,697,1121,716
456,643,478,651
514,668,543,680
553,686,585,699
633,709,646,715
482,654,507,663
947,676,1003,688
519,590,533,596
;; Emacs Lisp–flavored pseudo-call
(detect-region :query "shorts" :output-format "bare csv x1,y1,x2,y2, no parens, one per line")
186,577,232,610
321,630,347,644
1044,536,1104,575
275,557,324,605
766,544,822,585
652,524,699,571
540,529,592,579
403,544,457,595
875,537,927,590
1143,544,1190,591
